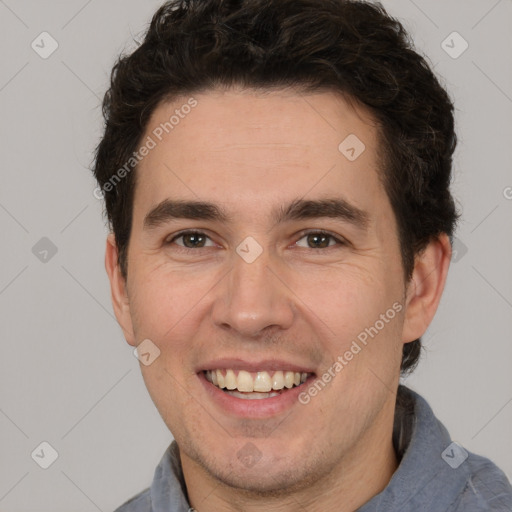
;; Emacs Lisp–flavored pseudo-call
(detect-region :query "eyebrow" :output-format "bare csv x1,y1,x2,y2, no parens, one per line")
274,198,370,230
143,197,370,231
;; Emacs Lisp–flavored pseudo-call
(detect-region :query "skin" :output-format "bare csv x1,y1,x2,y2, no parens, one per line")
105,87,452,511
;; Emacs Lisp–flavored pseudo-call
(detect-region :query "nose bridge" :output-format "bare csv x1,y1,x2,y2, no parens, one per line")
212,247,294,336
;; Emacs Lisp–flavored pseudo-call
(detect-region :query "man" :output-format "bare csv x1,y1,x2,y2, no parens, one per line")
92,0,512,510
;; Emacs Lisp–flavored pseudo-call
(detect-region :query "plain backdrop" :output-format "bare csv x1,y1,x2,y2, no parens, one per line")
0,1,511,510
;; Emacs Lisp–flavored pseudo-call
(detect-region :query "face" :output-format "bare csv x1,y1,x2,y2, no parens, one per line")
107,88,439,496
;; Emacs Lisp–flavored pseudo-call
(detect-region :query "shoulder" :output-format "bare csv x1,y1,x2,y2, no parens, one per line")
113,488,151,512
393,388,512,512
451,454,512,511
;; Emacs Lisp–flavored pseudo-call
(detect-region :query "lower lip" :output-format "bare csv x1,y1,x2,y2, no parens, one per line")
198,372,315,418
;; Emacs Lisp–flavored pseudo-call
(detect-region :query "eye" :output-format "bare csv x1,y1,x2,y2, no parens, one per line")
295,230,345,249
168,231,215,249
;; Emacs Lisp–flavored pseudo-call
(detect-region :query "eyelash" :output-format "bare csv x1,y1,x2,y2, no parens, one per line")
166,230,346,250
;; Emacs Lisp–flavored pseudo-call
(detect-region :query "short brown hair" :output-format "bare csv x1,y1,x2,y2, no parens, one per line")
92,0,460,374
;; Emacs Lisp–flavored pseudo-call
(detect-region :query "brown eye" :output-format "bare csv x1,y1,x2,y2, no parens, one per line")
306,233,331,248
296,231,342,249
170,232,213,248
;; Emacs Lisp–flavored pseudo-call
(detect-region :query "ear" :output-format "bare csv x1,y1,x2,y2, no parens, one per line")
402,233,452,344
105,233,136,346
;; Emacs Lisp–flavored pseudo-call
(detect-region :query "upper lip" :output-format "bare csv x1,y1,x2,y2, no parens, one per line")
197,358,316,374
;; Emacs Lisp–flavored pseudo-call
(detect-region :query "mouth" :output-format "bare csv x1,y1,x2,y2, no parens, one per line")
204,369,312,400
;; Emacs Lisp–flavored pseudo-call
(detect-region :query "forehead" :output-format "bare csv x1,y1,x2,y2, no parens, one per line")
133,88,386,224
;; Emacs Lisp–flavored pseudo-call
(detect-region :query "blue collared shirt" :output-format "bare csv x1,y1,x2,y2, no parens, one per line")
115,388,512,511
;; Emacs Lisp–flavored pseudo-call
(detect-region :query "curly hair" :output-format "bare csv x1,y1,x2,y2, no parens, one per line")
92,0,460,375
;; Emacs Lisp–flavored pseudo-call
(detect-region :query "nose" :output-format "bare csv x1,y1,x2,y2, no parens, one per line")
211,249,295,338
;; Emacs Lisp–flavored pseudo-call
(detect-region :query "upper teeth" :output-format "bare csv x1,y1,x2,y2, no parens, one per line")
205,369,309,392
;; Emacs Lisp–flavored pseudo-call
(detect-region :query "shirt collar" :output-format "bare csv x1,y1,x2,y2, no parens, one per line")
148,386,470,511
358,386,470,511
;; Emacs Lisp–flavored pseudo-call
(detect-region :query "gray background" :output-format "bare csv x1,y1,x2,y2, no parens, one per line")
0,0,511,510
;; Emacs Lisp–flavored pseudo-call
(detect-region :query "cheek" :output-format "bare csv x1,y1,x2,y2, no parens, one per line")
139,362,193,440
290,263,405,385
128,262,210,341
291,263,393,334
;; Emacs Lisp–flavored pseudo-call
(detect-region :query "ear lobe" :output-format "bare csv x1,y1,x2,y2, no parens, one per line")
401,233,452,344
105,233,136,346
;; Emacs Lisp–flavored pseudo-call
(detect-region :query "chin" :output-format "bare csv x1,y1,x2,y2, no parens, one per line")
189,437,326,496
209,461,312,495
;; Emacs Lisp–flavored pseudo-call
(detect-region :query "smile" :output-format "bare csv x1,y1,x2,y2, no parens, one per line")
204,369,311,400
